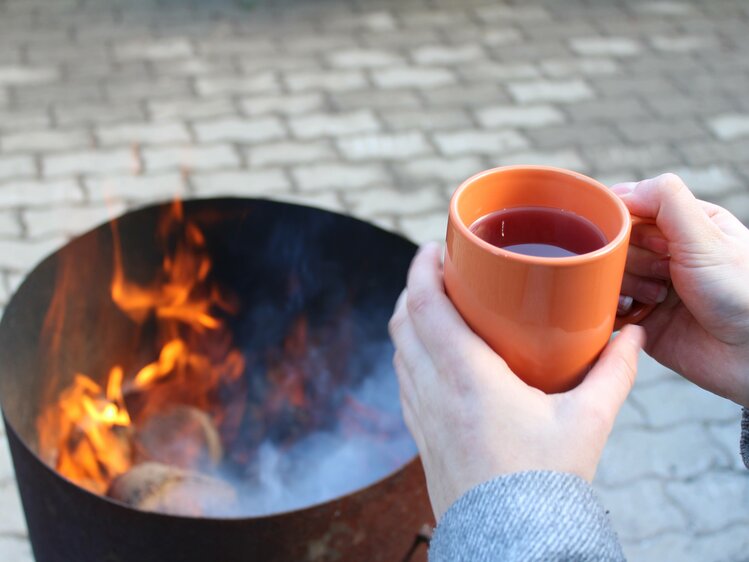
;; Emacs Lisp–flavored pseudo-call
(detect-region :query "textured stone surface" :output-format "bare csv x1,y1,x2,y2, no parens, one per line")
0,0,748,558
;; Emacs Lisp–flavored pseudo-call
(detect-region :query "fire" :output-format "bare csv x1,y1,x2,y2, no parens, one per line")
37,201,245,494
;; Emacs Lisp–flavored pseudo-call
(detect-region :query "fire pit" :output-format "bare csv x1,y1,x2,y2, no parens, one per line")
0,198,433,561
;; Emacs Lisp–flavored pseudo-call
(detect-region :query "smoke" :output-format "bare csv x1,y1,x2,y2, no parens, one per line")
224,347,416,517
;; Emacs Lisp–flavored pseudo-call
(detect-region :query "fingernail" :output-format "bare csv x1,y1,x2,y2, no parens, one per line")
651,258,670,279
611,182,636,196
618,295,633,314
655,285,668,303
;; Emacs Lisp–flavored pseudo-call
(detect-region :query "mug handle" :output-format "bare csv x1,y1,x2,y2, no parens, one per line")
613,215,665,330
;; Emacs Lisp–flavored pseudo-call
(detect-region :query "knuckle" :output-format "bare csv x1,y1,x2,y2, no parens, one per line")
654,172,686,195
407,288,433,318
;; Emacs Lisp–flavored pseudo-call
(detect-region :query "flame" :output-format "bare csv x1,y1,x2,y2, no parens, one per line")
37,200,245,494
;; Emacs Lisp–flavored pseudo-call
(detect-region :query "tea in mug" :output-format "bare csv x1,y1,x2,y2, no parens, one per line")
469,206,607,258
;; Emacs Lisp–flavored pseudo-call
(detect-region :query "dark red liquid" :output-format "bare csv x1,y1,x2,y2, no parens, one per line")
469,206,607,258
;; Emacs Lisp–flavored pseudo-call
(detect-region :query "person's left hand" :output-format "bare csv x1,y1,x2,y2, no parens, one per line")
389,242,645,521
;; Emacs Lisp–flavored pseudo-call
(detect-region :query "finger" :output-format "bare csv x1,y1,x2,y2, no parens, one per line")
620,272,669,304
625,245,671,280
571,324,645,426
405,242,504,379
629,223,669,255
614,174,723,253
389,307,437,396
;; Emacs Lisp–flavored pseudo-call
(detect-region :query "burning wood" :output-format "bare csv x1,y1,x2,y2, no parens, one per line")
36,200,245,498
133,405,223,472
107,462,237,517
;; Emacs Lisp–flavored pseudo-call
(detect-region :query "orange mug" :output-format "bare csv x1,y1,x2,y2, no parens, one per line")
444,165,653,394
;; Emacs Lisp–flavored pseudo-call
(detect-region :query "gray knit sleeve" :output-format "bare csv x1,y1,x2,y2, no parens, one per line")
429,471,625,562
742,408,749,469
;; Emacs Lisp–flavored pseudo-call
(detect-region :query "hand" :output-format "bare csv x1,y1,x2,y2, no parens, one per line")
389,243,644,521
613,174,749,407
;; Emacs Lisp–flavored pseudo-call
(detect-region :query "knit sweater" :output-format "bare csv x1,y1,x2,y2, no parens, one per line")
429,408,749,561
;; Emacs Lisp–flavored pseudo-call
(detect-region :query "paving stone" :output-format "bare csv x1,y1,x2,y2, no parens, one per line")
667,471,749,533
421,84,509,108
284,70,368,93
143,144,239,173
345,187,444,216
594,479,688,541
411,44,485,65
24,203,127,238
85,173,187,203
270,191,346,214
474,104,566,129
247,141,336,167
53,102,146,127
433,129,529,157
651,35,719,52
337,132,432,161
191,170,291,197
597,424,730,485
525,124,622,150
0,434,13,482
0,110,51,132
380,108,471,132
371,67,456,89
569,37,643,57
0,65,58,85
617,119,707,144
193,116,286,144
633,1,696,16
489,149,589,171
331,90,423,111
633,378,740,428
0,211,21,238
458,62,540,82
0,481,26,535
707,421,745,470
566,97,652,122
474,5,550,22
583,144,681,172
0,237,66,271
195,72,279,97
115,38,193,61
0,156,35,182
292,163,390,192
708,113,749,141
105,76,192,102
0,536,33,562
1,129,90,153
398,212,448,245
479,28,524,47
97,122,191,147
624,528,749,562
540,58,619,77
327,49,404,68
397,156,484,183
721,191,749,224
289,111,380,140
0,179,83,207
44,149,136,177
667,165,743,198
148,98,236,121
508,79,595,104
241,93,326,117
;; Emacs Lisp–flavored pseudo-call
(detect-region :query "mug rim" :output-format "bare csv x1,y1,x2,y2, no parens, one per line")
449,165,631,266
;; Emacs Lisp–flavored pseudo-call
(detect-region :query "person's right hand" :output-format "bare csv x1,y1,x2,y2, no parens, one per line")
613,173,749,408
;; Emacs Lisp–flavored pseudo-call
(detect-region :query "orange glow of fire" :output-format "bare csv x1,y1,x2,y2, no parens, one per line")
37,201,245,494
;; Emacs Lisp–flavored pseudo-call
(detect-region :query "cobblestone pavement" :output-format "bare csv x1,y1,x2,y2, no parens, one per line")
0,0,748,559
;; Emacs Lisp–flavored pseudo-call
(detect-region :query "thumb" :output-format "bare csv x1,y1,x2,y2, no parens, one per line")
612,173,722,253
573,325,645,424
